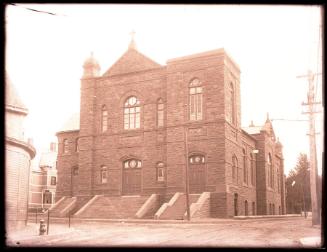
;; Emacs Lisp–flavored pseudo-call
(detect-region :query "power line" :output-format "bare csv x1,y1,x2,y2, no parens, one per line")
8,3,67,17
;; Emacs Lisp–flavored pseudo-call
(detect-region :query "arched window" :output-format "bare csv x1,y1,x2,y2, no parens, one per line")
101,105,108,132
189,154,205,164
100,166,108,184
157,98,164,127
232,155,238,183
157,162,165,182
123,159,142,169
250,153,255,185
189,78,203,121
124,96,140,130
63,139,69,154
268,153,272,187
234,193,238,216
243,149,247,184
228,82,236,124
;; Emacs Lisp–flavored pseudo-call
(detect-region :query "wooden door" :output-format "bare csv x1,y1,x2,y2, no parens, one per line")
189,163,205,194
122,159,142,195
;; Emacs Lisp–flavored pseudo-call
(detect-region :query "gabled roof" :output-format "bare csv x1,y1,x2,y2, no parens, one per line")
103,48,162,76
5,73,28,113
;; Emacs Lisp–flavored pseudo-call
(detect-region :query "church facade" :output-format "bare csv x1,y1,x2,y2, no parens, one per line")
55,40,286,218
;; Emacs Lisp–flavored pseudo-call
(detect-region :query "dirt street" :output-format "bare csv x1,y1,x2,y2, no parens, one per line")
5,216,322,248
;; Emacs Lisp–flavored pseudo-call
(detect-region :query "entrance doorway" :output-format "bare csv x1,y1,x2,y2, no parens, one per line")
188,155,206,193
122,159,142,195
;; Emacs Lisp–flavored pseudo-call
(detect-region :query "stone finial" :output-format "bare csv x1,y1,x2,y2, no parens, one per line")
128,30,137,50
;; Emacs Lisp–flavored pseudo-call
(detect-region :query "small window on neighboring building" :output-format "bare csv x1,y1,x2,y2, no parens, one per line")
101,166,108,184
63,139,69,154
157,162,165,182
50,176,56,185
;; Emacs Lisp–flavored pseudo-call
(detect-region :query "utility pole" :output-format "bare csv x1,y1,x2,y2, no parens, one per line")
298,70,321,225
184,125,191,221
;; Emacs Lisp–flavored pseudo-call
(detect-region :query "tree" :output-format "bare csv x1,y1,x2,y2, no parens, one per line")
286,153,311,214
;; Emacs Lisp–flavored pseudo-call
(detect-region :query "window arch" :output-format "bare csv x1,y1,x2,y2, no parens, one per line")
243,148,247,184
157,98,164,127
101,105,108,132
189,154,205,164
124,96,140,130
228,82,236,124
63,139,69,154
232,155,238,182
268,153,272,187
189,78,203,121
123,158,142,169
100,165,108,184
156,162,165,182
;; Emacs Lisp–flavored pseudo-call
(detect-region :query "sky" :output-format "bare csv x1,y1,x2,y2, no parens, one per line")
5,4,323,175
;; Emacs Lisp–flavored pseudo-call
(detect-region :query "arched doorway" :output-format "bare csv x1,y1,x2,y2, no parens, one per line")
234,193,238,216
188,154,206,193
122,159,142,195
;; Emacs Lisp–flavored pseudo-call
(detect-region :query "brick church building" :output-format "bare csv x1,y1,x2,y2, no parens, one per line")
54,38,286,219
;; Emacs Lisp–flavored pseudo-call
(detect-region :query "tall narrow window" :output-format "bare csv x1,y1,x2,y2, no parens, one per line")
101,166,108,184
268,153,272,187
250,153,255,185
232,155,238,183
277,167,280,193
124,96,140,130
63,139,69,154
244,200,248,216
75,138,79,152
157,162,165,182
252,202,256,215
157,98,164,127
228,82,236,124
189,78,203,121
101,105,108,132
243,149,247,184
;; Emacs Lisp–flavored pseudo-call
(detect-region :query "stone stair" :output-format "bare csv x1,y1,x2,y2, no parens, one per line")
48,197,77,217
75,195,149,219
155,193,200,220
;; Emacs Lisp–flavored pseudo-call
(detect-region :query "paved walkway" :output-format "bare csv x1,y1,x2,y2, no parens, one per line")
5,216,322,248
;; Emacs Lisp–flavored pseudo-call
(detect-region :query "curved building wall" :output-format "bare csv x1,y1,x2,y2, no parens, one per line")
5,142,34,231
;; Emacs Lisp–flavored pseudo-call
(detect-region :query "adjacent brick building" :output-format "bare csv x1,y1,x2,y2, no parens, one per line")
55,39,286,218
5,73,36,231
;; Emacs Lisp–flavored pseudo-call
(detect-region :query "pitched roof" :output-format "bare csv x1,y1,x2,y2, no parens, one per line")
103,48,162,76
58,113,80,132
5,73,28,113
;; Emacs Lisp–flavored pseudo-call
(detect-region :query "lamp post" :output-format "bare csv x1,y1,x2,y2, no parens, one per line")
184,125,191,221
